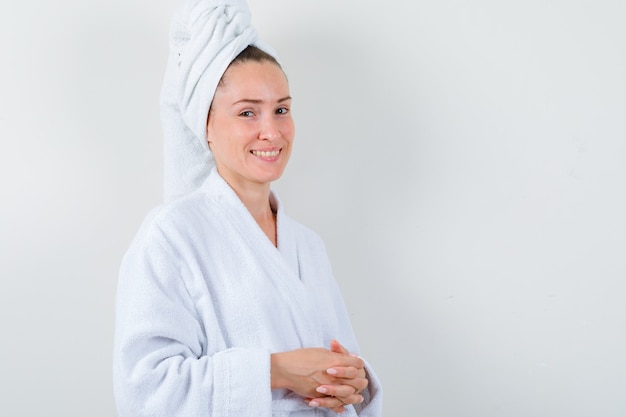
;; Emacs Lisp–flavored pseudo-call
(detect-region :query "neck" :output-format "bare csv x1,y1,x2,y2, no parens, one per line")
216,167,277,245
240,186,274,223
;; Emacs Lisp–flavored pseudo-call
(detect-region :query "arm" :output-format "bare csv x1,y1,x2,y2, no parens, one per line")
113,230,272,417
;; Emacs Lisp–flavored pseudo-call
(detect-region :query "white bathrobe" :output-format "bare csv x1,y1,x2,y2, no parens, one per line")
113,168,383,417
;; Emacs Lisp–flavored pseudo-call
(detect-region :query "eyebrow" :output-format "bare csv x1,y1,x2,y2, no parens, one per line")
232,96,292,106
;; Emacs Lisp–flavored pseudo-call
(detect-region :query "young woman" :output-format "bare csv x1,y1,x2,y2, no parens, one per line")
113,2,383,416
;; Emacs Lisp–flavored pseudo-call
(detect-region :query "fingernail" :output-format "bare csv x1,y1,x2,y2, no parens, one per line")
316,386,329,394
358,395,364,403
326,368,338,375
308,400,320,407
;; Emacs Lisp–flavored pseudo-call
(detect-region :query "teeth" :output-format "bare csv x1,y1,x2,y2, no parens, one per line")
252,150,279,158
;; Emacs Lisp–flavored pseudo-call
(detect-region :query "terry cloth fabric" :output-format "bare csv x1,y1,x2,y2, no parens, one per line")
161,0,278,201
113,167,384,417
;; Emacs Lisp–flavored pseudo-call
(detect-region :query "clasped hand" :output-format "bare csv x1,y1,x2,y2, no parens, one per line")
270,340,368,413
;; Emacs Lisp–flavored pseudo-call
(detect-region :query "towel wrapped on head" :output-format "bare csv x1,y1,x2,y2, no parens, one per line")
160,0,278,201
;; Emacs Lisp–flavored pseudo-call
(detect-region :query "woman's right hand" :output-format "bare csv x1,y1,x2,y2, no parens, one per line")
306,340,369,413
270,341,368,412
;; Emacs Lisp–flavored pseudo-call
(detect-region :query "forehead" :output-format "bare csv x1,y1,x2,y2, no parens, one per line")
216,61,289,97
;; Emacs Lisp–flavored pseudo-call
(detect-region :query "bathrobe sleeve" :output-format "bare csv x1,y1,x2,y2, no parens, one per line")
352,359,383,416
113,216,273,417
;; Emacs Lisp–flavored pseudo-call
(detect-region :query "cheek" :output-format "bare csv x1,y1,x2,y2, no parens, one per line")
209,121,242,148
283,120,295,142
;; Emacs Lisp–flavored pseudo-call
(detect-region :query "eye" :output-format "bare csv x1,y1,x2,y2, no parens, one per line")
239,110,254,117
276,107,290,115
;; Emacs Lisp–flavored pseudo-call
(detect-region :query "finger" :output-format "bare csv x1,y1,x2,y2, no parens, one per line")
316,384,356,398
327,365,365,379
311,393,364,408
320,376,368,394
307,395,362,413
330,340,362,360
306,396,346,412
334,393,364,407
330,339,350,355
347,377,369,394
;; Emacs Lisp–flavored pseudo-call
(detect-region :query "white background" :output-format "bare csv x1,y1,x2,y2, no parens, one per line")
1,0,625,416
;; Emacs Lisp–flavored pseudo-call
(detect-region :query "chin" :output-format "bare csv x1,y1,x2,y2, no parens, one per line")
253,167,286,184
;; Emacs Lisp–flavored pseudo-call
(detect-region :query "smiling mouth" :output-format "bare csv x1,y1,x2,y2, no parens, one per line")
251,149,280,158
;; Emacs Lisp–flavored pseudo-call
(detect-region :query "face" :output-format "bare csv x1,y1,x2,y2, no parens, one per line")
207,60,294,192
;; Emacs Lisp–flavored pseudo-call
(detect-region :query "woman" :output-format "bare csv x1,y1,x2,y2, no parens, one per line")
113,1,383,416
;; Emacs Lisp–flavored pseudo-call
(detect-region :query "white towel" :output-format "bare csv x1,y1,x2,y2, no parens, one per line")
160,0,278,201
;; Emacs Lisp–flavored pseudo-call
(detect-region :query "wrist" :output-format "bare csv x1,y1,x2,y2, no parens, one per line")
270,352,289,390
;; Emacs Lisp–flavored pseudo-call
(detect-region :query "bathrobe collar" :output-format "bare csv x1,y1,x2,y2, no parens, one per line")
197,167,322,346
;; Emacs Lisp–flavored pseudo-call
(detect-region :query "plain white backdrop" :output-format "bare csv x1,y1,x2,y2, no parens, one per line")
1,0,625,416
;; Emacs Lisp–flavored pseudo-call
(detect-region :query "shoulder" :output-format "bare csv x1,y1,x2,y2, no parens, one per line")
123,191,217,258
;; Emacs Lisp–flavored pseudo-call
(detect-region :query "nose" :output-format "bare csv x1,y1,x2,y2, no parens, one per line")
259,115,281,141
